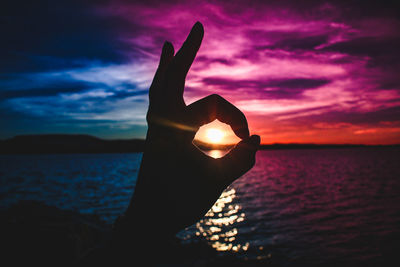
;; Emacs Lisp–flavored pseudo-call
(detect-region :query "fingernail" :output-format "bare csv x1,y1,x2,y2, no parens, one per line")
160,42,174,63
162,41,173,53
162,42,168,53
194,21,203,31
188,22,204,42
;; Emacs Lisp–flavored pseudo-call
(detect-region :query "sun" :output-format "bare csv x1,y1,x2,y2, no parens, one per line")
206,128,224,143
194,119,241,145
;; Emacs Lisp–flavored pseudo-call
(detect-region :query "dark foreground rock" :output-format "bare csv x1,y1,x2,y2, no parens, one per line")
0,201,109,266
0,201,271,266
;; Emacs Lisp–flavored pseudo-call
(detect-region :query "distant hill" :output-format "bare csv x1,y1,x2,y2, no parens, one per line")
0,134,145,154
1,134,398,154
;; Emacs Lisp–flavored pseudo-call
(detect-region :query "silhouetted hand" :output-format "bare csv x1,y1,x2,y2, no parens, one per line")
116,22,260,248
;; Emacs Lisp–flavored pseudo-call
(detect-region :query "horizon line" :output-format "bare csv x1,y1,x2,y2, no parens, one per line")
2,133,400,146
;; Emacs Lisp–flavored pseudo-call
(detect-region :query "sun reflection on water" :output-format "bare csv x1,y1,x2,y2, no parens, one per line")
181,188,249,253
205,149,229,159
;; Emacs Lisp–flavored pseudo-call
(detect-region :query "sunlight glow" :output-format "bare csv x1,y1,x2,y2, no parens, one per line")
194,119,241,145
206,128,224,143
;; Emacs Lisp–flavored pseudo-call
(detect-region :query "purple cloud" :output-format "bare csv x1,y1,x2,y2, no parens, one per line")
1,0,400,143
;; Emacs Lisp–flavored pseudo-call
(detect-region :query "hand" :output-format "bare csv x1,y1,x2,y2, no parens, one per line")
121,22,260,242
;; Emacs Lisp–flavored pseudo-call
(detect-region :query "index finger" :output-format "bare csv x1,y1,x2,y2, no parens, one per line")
186,94,250,139
165,22,204,101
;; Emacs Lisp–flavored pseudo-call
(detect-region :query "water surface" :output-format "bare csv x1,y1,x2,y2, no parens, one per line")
1,148,399,265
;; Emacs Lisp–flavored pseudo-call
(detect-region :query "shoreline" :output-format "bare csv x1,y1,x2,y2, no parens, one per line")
1,134,398,154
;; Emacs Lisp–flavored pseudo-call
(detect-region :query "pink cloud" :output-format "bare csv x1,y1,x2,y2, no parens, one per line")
94,0,400,144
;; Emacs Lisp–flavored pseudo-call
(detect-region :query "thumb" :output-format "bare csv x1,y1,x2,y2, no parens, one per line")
217,135,260,185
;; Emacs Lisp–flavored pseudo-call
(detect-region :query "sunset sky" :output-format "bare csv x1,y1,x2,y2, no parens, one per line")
2,0,400,144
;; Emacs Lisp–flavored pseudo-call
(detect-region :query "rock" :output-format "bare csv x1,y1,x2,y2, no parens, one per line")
0,200,110,266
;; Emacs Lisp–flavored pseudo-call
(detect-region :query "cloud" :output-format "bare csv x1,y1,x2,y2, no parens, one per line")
0,80,94,100
1,0,400,143
1,0,131,73
1,61,152,130
199,77,331,99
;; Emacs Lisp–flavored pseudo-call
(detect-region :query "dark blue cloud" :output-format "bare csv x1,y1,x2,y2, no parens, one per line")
201,77,331,99
323,36,400,68
0,80,97,100
1,0,131,73
246,30,330,51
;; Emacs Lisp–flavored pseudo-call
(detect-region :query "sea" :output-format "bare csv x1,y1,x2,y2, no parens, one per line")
1,147,399,266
